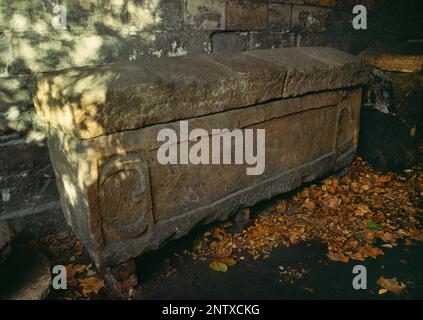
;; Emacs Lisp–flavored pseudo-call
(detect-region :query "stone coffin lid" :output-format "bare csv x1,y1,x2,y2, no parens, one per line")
34,47,368,140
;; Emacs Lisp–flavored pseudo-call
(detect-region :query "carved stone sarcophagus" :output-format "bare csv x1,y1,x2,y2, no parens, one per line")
34,47,368,268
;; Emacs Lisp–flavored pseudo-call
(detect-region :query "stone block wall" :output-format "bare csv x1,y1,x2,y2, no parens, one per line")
0,0,422,237
1,1,422,131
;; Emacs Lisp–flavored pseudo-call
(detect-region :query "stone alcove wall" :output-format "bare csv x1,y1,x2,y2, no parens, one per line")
0,0,422,237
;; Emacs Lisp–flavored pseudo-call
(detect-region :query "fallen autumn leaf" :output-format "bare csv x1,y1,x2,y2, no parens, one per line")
376,276,406,294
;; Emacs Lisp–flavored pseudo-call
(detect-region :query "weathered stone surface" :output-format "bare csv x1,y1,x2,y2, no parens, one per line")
365,66,423,139
0,221,13,264
5,201,66,240
0,75,36,135
296,31,372,55
104,260,138,296
268,4,292,31
161,0,183,31
0,134,48,170
245,47,368,97
0,0,417,79
184,0,225,30
304,0,337,7
226,1,267,31
360,42,423,73
291,5,331,32
360,42,423,137
0,34,11,76
127,0,162,34
2,1,128,35
35,47,366,268
164,31,212,55
247,31,296,50
1,1,148,75
336,0,374,10
0,142,66,240
358,108,417,172
0,76,33,108
211,32,248,53
34,47,367,140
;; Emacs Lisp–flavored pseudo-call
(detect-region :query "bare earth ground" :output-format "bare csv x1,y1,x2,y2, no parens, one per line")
18,146,423,300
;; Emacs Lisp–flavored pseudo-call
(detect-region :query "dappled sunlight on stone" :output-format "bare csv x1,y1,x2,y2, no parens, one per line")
10,14,29,32
2,0,167,77
62,175,78,208
25,130,46,145
32,20,50,34
128,0,162,34
72,36,104,66
77,157,94,191
34,69,121,139
4,106,20,122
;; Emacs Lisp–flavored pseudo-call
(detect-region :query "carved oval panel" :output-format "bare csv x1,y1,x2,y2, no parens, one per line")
99,153,153,243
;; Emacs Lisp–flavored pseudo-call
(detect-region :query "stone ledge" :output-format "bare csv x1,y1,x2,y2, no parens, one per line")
360,42,423,73
34,47,368,140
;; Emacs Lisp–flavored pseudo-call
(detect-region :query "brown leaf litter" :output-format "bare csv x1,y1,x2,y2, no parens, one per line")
190,156,422,269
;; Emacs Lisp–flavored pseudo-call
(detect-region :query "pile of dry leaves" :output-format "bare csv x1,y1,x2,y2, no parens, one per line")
28,231,105,299
191,156,422,269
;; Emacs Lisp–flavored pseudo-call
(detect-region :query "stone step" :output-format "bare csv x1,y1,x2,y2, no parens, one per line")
0,245,51,300
0,163,66,239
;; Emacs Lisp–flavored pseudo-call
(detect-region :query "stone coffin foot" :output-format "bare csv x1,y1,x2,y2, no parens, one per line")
230,208,252,234
103,260,138,298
